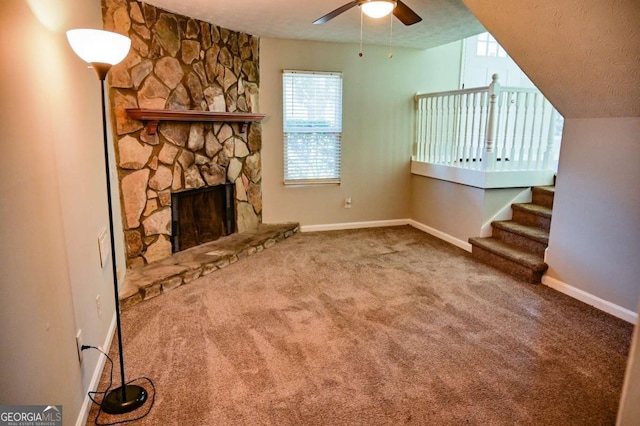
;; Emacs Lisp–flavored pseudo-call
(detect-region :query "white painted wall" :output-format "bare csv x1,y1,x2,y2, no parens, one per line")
410,175,527,246
260,38,462,227
546,118,640,312
0,1,122,424
410,176,484,243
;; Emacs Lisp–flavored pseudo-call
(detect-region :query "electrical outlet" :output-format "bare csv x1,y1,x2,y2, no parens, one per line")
96,294,102,318
344,197,352,208
76,330,83,365
98,227,109,268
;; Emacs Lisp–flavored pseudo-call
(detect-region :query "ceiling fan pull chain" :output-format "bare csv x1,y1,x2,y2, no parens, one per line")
389,12,393,58
359,8,364,57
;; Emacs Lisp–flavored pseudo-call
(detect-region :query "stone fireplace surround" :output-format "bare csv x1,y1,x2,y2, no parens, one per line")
103,0,263,269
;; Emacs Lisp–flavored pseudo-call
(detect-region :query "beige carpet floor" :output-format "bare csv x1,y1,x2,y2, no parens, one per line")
87,226,633,425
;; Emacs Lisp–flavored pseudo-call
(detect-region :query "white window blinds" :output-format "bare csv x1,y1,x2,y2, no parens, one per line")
282,70,342,185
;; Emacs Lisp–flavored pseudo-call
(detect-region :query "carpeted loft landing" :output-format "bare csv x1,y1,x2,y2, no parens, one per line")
87,226,633,425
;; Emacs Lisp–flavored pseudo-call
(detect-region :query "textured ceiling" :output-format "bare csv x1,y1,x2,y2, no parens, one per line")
142,0,485,50
463,0,640,118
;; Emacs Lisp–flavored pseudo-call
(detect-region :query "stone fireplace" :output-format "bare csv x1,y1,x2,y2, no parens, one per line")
103,0,262,269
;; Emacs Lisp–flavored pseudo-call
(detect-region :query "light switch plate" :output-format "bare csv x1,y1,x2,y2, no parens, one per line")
98,227,109,268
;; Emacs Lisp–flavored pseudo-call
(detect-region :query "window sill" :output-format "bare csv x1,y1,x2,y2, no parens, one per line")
284,179,341,187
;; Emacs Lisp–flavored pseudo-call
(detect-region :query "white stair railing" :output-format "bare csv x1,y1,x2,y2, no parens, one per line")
414,74,560,172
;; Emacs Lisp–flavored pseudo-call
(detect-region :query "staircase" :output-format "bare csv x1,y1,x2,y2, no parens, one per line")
469,186,554,283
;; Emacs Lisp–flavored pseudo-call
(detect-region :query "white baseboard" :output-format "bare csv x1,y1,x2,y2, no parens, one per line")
300,219,409,233
300,219,472,253
542,275,637,324
288,220,636,324
407,220,473,252
75,312,117,426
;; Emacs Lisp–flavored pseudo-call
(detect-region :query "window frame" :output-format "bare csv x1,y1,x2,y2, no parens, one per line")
282,69,343,186
476,32,507,58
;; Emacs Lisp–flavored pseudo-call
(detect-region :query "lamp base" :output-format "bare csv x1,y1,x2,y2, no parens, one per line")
101,384,147,414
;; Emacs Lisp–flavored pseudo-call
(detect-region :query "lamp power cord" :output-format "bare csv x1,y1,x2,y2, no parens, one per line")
81,345,155,425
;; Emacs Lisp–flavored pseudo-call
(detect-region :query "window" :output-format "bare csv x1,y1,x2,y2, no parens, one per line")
476,32,506,58
282,70,342,185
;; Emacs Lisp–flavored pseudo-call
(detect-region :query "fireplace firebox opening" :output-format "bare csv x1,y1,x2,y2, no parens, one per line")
171,184,235,253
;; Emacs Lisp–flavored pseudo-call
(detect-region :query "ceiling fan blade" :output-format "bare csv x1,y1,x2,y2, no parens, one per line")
313,1,359,24
393,0,422,26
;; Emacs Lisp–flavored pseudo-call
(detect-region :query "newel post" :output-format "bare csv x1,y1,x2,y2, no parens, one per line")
482,74,500,171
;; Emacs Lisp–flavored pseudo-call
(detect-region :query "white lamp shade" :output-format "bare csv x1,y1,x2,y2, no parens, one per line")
361,1,396,18
66,29,131,65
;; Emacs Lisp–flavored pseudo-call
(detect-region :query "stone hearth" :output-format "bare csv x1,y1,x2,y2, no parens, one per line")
120,223,299,309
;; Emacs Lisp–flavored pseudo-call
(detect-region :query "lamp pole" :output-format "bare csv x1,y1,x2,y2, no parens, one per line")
67,29,148,415
97,69,147,414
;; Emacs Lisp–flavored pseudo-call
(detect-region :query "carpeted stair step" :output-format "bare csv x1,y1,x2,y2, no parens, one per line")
532,186,555,209
468,237,548,283
491,220,549,257
511,203,552,231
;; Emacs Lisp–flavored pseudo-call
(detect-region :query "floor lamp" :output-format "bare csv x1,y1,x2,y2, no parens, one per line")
66,29,148,415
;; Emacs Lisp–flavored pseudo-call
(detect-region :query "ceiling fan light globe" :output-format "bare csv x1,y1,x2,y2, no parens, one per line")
361,0,396,18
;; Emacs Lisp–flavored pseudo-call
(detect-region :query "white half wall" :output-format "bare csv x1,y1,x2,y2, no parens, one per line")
410,175,485,242
410,174,526,244
260,38,462,227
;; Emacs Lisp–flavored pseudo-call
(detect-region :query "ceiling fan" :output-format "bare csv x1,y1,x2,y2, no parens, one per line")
313,0,422,26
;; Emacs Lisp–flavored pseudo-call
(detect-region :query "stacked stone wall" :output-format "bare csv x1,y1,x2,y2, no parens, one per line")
102,0,261,268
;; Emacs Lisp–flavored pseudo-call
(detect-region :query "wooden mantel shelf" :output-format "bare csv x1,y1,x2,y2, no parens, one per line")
126,109,267,134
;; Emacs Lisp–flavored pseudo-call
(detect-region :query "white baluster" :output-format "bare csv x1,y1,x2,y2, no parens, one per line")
452,94,462,164
476,91,487,169
422,97,428,162
509,92,520,169
418,97,424,161
469,92,478,169
475,93,482,168
462,93,471,167
526,93,539,170
517,93,531,168
429,98,438,163
456,94,462,163
543,108,557,170
535,98,548,168
435,97,442,163
442,96,451,164
500,91,510,170
494,90,504,170
413,95,420,160
447,95,458,164
448,95,454,164
419,97,425,161
443,96,448,164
